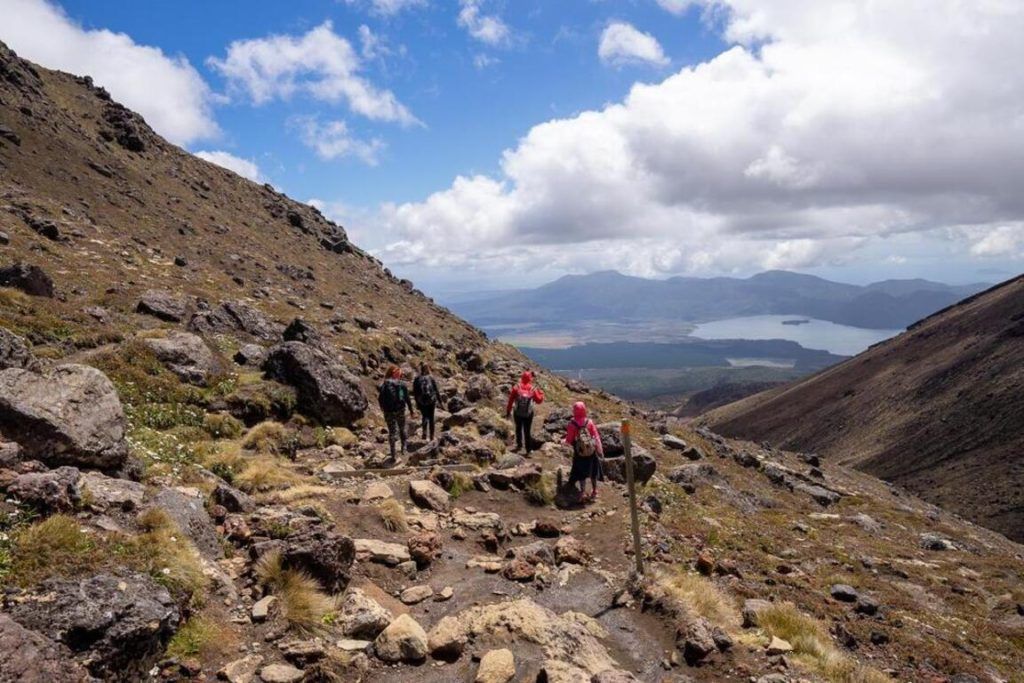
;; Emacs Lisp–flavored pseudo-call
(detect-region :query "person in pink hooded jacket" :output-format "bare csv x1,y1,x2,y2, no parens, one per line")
565,401,604,501
505,370,545,453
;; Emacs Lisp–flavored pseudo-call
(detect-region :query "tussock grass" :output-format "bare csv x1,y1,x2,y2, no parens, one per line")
525,472,556,506
117,508,208,598
203,413,244,439
165,614,233,659
657,568,741,630
377,499,408,532
447,472,475,499
256,552,337,632
759,602,889,683
242,421,297,456
6,515,102,587
234,457,303,493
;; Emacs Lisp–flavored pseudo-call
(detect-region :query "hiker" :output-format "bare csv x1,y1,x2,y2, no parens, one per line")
412,362,441,440
505,370,545,454
565,401,604,502
378,365,415,459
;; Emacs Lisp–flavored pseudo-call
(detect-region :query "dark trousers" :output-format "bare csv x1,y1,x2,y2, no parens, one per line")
514,414,534,453
385,410,407,456
419,404,436,440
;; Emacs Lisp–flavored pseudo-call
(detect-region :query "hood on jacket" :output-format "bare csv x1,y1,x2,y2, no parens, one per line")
520,371,533,386
573,401,588,421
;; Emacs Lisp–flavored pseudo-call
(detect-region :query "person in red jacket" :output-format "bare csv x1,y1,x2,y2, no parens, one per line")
505,370,545,454
565,401,604,502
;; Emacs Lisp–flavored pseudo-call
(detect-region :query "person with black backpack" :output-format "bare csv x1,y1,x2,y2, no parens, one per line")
412,362,441,440
565,401,604,503
378,365,415,460
504,370,545,454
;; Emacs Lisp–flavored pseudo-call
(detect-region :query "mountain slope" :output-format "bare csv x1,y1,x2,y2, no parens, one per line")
1,41,1022,683
702,275,1024,541
453,269,990,330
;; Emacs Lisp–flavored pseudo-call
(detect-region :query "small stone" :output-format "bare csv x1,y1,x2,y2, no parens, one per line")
435,586,454,601
742,599,772,628
409,479,451,512
251,595,277,623
278,638,325,665
258,663,304,683
855,595,880,616
830,584,859,603
427,615,466,660
362,481,393,502
336,638,372,652
502,558,536,582
695,550,715,575
400,585,434,604
476,648,515,683
765,635,793,656
218,654,263,683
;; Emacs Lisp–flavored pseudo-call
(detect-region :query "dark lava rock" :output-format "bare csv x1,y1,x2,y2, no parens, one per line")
0,326,35,370
212,482,255,513
8,466,81,512
7,572,180,680
0,263,54,297
143,332,224,386
263,342,368,426
0,614,91,682
830,584,860,603
282,530,355,593
603,451,656,486
136,290,189,323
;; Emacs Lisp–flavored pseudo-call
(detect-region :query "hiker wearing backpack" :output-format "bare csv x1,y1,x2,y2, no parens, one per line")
378,365,415,459
505,370,545,454
412,362,441,440
565,401,604,502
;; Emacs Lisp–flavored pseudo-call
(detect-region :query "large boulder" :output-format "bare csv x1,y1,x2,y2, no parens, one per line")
0,614,91,683
149,487,222,559
262,342,367,426
0,364,127,470
281,530,355,593
6,572,180,680
596,423,624,458
409,479,451,512
8,466,81,512
142,331,223,385
80,471,146,512
603,451,657,486
136,290,189,323
337,588,394,639
0,263,54,297
374,613,428,663
0,327,36,370
188,300,281,341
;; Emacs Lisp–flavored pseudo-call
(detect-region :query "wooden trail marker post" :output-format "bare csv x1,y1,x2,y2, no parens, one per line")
621,418,645,577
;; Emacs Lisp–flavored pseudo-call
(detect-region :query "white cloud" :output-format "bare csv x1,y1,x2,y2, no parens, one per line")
473,53,499,70
290,116,384,165
655,0,696,15
373,0,1024,279
208,21,418,126
344,0,427,17
194,150,263,181
0,0,217,145
458,0,511,46
599,22,670,68
358,25,387,61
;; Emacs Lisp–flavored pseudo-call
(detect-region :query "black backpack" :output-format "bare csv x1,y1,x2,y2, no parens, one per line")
414,375,437,408
378,380,405,413
513,387,534,418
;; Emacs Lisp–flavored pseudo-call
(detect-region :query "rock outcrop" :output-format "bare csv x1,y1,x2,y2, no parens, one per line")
0,364,127,470
262,341,368,426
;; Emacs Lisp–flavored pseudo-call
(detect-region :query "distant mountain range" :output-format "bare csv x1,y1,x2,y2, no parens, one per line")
450,270,990,330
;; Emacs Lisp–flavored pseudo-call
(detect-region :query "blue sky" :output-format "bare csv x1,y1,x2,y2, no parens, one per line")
2,0,1023,294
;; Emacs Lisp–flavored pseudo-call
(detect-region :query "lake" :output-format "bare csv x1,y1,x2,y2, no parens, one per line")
691,315,901,356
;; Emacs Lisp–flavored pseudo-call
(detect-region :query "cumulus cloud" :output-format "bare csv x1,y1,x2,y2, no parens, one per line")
599,22,669,68
194,150,263,181
290,116,384,165
208,21,418,126
655,0,696,15
0,0,217,145
374,0,1024,278
457,0,511,46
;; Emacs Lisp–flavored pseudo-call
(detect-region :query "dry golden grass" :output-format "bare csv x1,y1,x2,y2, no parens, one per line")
256,551,336,632
235,457,303,493
525,471,556,506
242,421,293,455
758,602,889,683
447,471,476,499
165,613,235,659
257,484,335,506
377,498,408,532
656,568,741,630
120,508,209,598
203,412,244,439
6,514,102,587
